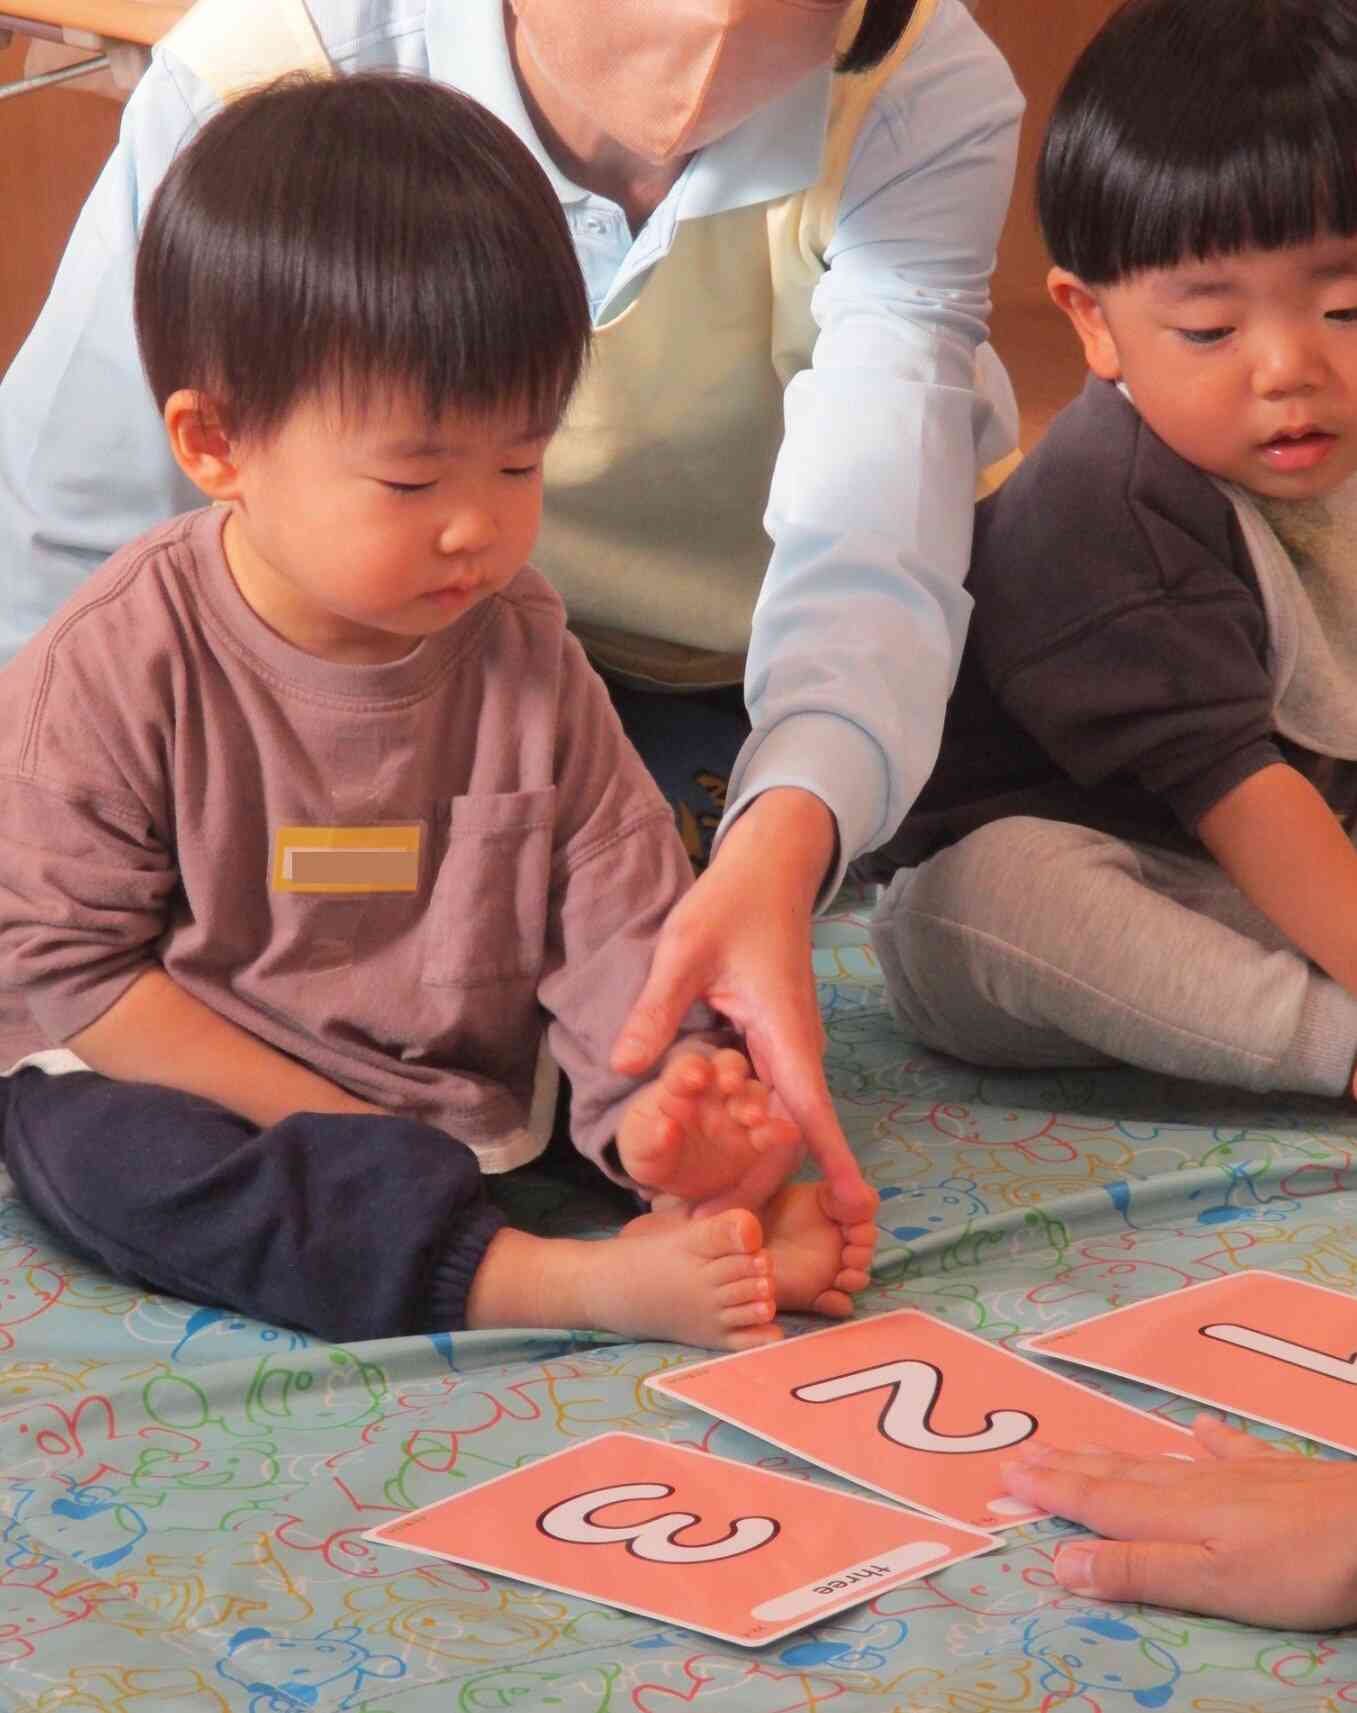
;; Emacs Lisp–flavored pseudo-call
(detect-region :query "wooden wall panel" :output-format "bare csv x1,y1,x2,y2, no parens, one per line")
976,0,1121,443
0,36,122,376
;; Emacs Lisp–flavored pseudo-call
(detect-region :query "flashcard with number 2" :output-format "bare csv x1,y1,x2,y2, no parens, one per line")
647,1309,1198,1529
364,1432,995,1647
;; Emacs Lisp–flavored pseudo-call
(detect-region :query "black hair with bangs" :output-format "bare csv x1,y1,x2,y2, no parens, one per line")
135,71,590,440
837,0,919,73
1039,0,1357,285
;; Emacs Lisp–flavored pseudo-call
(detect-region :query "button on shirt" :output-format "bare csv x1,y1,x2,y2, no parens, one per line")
0,0,1022,887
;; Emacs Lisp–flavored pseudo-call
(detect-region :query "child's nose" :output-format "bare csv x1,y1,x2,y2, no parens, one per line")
1254,333,1326,399
437,503,497,556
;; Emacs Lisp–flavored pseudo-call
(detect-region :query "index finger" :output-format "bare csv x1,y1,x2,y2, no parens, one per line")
744,993,876,1224
1001,1449,1227,1542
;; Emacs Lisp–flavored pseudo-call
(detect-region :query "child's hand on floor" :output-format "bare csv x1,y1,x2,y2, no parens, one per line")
617,1046,801,1207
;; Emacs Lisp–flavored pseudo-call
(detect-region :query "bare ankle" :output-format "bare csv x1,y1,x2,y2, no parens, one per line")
464,1228,595,1331
467,1211,780,1349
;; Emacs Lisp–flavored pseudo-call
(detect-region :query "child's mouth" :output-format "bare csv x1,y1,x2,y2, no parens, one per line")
1259,428,1337,472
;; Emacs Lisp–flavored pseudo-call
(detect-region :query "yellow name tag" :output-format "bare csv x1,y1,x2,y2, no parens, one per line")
272,825,422,894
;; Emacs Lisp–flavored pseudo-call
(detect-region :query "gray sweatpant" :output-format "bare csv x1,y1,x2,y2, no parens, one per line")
870,816,1357,1096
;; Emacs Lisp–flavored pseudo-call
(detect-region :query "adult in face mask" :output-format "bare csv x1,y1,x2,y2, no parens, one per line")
510,0,855,170
0,0,1023,1224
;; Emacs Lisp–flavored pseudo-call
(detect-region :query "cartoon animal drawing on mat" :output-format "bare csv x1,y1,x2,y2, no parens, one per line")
123,1297,309,1362
216,1624,404,1710
171,1306,310,1362
458,1662,620,1711
0,1557,98,1666
628,1650,858,1712
779,1613,910,1672
1022,1611,1181,1708
5,1477,150,1572
0,1240,64,1351
878,1176,986,1240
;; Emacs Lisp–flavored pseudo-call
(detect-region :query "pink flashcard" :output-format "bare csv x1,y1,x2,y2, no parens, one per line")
363,1432,994,1648
1020,1270,1357,1453
647,1310,1197,1530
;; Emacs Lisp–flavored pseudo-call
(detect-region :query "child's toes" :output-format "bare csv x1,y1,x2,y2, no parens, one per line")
716,1270,774,1310
653,1084,703,1134
749,1114,798,1153
725,1322,785,1351
692,1206,764,1260
841,1233,876,1268
729,1079,770,1117
711,1048,752,1095
660,1053,713,1096
704,1250,772,1292
721,1296,778,1330
716,1273,777,1325
619,1106,686,1188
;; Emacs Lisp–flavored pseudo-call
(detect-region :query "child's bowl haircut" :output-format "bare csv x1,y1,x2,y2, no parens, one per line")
1039,0,1357,285
134,72,591,437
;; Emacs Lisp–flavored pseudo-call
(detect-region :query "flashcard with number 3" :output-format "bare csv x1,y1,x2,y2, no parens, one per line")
363,1432,995,1647
1020,1270,1357,1452
647,1309,1197,1529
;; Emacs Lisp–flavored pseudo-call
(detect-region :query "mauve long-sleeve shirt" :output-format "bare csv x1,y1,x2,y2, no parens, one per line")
0,505,705,1172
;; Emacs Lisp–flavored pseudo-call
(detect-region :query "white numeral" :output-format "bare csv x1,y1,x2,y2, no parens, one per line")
793,1360,1036,1453
1202,1322,1357,1385
537,1483,778,1563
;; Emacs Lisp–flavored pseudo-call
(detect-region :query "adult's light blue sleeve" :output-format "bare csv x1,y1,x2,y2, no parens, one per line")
722,0,1024,892
0,62,206,663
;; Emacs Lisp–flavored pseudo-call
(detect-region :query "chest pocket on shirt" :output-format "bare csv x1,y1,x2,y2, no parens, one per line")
421,788,557,988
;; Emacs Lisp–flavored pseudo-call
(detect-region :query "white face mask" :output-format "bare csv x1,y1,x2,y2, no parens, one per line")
510,0,853,164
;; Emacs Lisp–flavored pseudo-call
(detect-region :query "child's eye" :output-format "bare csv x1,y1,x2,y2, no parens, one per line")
1326,306,1357,323
502,463,541,478
1177,326,1231,346
380,480,436,494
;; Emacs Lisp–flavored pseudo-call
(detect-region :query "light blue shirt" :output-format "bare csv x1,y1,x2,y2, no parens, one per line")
0,0,1022,886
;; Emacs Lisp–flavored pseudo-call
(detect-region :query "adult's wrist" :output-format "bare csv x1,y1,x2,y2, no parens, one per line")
714,786,837,912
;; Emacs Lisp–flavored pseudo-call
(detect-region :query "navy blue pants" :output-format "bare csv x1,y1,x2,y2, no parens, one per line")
0,1068,506,1341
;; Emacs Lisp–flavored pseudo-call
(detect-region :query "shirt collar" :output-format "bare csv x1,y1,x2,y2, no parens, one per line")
430,0,833,219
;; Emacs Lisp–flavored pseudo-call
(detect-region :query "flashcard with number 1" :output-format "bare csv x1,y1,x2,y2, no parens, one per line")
647,1310,1198,1530
1020,1270,1357,1453
363,1433,995,1647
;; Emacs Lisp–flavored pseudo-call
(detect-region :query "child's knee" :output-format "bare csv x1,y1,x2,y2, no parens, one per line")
869,817,1109,1052
885,817,1116,936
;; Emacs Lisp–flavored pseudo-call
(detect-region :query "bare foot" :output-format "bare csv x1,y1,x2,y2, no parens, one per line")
465,1208,783,1350
761,1183,876,1319
617,1048,799,1205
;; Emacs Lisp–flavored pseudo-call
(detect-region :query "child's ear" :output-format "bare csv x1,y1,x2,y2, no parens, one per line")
163,390,245,501
1046,268,1122,382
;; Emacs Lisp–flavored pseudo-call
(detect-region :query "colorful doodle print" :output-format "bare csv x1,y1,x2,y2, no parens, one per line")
1,893,1356,1707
